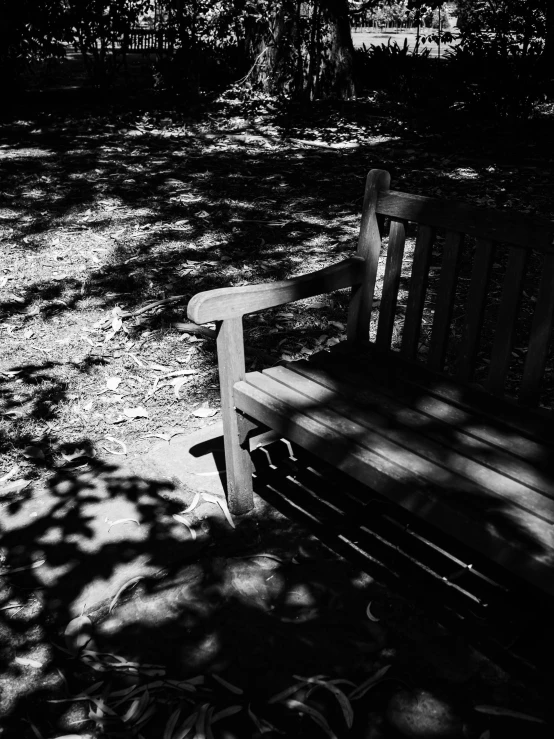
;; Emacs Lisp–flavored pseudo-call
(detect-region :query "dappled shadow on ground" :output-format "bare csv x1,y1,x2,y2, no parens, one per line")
2,94,553,328
2,95,554,471
1,437,552,738
2,93,554,736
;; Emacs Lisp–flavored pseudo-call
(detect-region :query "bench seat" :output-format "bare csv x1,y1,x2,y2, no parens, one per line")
235,344,554,596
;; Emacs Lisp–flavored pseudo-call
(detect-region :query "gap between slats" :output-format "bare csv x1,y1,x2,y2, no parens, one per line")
376,218,407,350
401,224,435,360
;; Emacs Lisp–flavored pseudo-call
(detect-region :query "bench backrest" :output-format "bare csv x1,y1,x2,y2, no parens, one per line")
348,169,554,409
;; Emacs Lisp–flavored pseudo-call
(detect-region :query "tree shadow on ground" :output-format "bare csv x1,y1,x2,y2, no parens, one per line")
2,436,552,739
2,93,554,737
2,94,553,327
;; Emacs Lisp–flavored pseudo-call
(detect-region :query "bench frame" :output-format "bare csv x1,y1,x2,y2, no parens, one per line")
188,169,554,592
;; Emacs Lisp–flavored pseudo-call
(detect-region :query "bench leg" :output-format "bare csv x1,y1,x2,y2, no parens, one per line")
217,317,254,515
223,409,254,515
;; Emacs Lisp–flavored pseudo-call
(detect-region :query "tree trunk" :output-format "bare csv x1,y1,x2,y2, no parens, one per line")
318,0,356,98
244,0,355,100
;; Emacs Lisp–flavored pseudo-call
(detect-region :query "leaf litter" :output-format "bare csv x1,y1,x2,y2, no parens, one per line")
2,83,552,739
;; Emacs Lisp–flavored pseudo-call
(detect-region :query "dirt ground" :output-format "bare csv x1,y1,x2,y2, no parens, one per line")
2,55,554,738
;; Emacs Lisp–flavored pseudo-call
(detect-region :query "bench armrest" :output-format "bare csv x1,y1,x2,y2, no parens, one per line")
187,256,365,323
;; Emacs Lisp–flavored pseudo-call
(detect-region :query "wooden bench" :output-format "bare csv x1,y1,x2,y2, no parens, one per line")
188,169,554,597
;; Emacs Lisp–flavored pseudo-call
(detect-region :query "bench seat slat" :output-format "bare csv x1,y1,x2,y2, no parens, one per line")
318,343,554,448
234,370,554,595
285,360,554,498
260,365,554,521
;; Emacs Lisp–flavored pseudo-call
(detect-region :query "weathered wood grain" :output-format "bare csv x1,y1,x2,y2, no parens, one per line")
216,318,254,514
377,190,554,251
347,168,391,342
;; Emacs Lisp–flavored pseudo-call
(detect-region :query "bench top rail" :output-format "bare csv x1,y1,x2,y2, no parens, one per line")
376,190,554,252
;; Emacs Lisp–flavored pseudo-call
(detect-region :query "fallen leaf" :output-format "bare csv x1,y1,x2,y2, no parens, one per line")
165,706,182,739
106,376,122,391
295,676,353,728
15,656,42,668
150,362,173,372
103,436,127,455
64,614,94,655
212,706,243,723
192,406,217,418
181,492,200,514
285,700,337,738
201,493,235,528
473,706,545,723
171,376,189,399
106,413,127,424
212,674,243,695
22,446,45,461
0,603,23,611
161,369,197,378
109,576,143,613
61,448,90,463
128,352,146,367
0,559,45,576
349,665,391,700
108,518,139,532
0,465,19,484
0,478,31,495
172,515,197,540
123,406,149,419
366,601,380,622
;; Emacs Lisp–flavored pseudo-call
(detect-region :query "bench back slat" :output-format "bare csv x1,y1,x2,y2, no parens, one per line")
520,252,554,406
401,225,435,360
347,169,391,342
456,239,495,382
377,190,554,252
376,219,407,350
427,231,463,372
486,246,528,396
